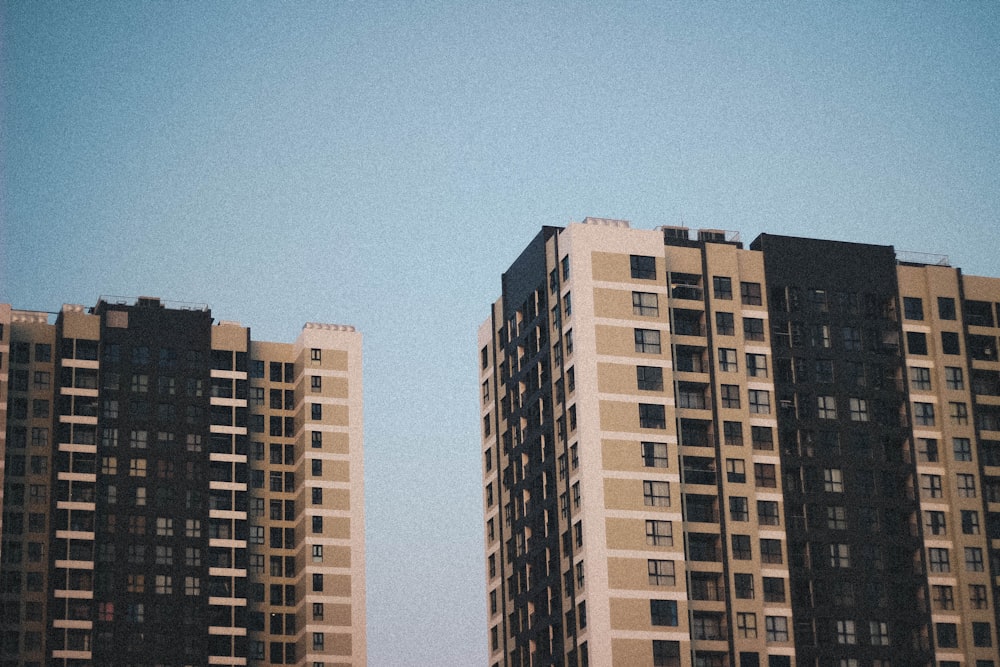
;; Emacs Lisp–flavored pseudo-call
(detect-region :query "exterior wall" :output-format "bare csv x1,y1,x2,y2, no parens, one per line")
0,298,365,667
897,265,1000,665
483,220,794,667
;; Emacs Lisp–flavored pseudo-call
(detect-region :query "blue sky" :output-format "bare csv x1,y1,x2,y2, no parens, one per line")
3,2,999,664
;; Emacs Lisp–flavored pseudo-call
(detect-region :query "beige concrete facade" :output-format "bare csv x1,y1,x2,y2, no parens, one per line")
482,220,793,667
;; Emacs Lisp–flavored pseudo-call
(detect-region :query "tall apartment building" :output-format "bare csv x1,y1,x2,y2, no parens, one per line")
479,219,999,667
0,297,365,667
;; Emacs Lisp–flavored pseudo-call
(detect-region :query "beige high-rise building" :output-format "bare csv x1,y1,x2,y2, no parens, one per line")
0,297,365,667
480,219,999,667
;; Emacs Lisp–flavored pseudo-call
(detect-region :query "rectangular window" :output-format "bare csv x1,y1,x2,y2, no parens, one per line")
630,255,656,280
748,390,770,414
647,559,675,585
723,421,743,446
641,442,668,468
903,297,924,320
957,473,976,497
969,584,988,609
639,404,666,429
729,496,749,521
824,468,844,492
757,500,779,525
953,437,972,461
718,348,738,372
760,538,783,564
746,353,767,377
950,401,969,424
928,547,950,572
751,426,773,450
945,366,964,389
740,282,762,306
737,612,758,638
936,623,958,648
633,291,659,316
645,520,672,546
720,384,741,409
743,318,765,341
713,276,733,300
921,474,942,498
910,366,931,390
925,510,946,535
634,329,661,354
933,584,954,609
913,402,935,426
637,366,664,391
817,395,837,419
731,534,751,560
941,331,961,355
849,398,869,422
754,463,776,488
643,481,670,507
965,546,984,571
961,510,980,534
917,437,938,462
907,331,928,355
716,312,735,335
726,459,746,483
766,616,789,642
650,599,678,626
938,296,957,319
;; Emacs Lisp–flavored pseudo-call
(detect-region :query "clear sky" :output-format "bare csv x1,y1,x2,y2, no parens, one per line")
2,2,999,664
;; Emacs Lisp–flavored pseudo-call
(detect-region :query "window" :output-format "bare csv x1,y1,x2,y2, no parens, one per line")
913,402,934,426
965,546,984,571
949,401,968,424
757,500,779,526
763,577,785,603
751,426,773,450
643,481,670,507
933,585,955,609
836,620,856,645
726,459,746,483
637,366,663,391
311,459,323,476
945,366,964,389
842,326,862,350
903,297,924,320
737,612,757,638
765,616,788,642
718,348,737,372
925,510,946,535
720,384,740,409
746,353,767,377
719,573,751,604
917,438,938,462
729,497,749,521
920,474,943,498
761,539,783,564
311,403,322,420
646,520,672,546
906,331,928,355
741,282,762,306
563,293,572,317
639,404,666,429
928,547,950,572
754,463,776,488
748,390,770,414
952,437,972,461
961,510,980,534
312,516,323,533
647,559,675,585
941,331,960,355
973,622,992,648
823,468,844,492
713,276,733,300
634,329,661,354
633,291,659,316
716,312,735,335
743,318,765,341
650,599,678,626
129,458,146,477
817,395,837,419
723,421,743,446
957,473,976,497
969,584,988,609
630,255,656,280
936,623,958,648
641,442,668,468
652,640,680,667
910,366,931,390
849,398,869,422
731,534,751,559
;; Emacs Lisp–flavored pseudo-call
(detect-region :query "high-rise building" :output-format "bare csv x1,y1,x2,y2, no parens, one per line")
479,219,999,667
0,297,365,667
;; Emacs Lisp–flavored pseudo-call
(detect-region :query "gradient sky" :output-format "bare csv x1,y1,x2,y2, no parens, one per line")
3,2,999,665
